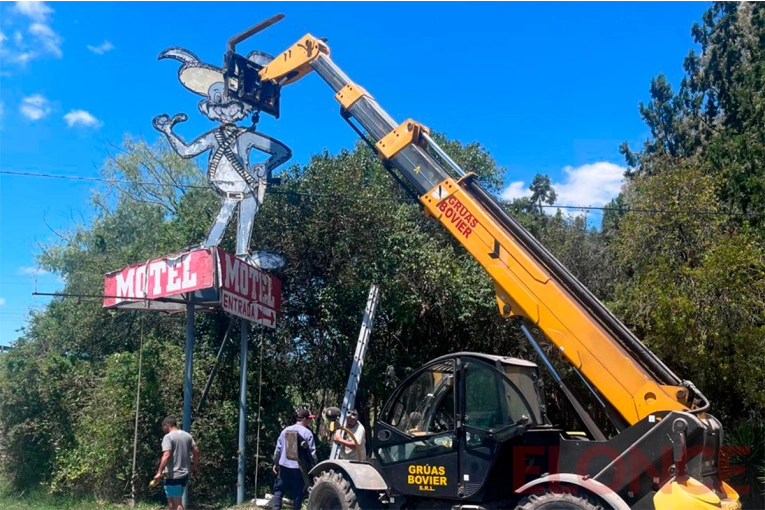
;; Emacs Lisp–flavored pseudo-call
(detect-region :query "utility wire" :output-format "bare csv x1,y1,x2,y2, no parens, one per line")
0,169,410,202
2,169,763,217
0,169,210,188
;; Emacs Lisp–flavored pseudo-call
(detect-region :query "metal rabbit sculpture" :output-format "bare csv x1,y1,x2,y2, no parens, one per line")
153,47,292,270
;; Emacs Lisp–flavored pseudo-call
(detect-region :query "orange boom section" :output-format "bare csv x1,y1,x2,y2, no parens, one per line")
421,176,689,425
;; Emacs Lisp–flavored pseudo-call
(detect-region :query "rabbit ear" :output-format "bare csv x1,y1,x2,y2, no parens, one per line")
158,46,224,97
158,47,202,65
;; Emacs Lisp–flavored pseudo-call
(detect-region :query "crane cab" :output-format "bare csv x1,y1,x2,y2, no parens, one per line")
371,352,547,503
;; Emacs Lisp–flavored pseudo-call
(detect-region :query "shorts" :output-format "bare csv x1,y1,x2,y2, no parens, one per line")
163,475,188,498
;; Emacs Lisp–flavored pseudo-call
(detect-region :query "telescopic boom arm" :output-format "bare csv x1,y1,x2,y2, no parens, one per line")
245,27,706,428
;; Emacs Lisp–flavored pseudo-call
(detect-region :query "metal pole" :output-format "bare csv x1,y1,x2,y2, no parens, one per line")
253,331,264,500
519,323,606,409
519,322,607,441
237,318,249,505
519,323,561,383
197,318,236,414
183,302,194,509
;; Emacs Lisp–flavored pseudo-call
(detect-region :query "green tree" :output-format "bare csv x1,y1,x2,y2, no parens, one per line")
621,2,765,227
611,157,765,423
613,5,765,504
0,131,546,504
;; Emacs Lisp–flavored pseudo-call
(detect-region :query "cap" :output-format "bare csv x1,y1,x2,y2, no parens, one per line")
296,408,315,420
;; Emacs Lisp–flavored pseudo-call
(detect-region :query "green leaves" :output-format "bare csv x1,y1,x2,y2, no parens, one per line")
608,6,765,501
621,2,765,227
610,158,765,422
610,2,765,429
0,131,543,503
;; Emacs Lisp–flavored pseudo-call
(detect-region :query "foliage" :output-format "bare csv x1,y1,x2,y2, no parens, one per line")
0,137,236,500
722,417,765,509
609,156,765,422
613,2,765,427
0,345,78,490
620,2,765,228
48,338,167,500
0,131,561,504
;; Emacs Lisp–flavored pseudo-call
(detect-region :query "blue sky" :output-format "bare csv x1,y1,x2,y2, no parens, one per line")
0,1,710,346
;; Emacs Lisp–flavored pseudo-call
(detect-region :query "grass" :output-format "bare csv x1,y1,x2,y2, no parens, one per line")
0,491,245,510
0,474,263,510
0,478,168,510
0,492,158,510
0,487,259,510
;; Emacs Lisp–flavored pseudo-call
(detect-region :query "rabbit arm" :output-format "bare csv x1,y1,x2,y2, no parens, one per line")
241,130,293,174
166,130,215,159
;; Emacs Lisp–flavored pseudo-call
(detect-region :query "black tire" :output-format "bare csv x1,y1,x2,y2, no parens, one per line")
515,490,608,510
307,469,381,510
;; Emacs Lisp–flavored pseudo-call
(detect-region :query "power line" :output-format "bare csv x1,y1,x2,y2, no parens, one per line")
1,169,763,217
0,169,209,189
0,169,409,203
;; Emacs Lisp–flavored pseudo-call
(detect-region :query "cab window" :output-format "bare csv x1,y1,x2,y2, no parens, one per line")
377,360,457,464
464,359,535,432
383,360,455,436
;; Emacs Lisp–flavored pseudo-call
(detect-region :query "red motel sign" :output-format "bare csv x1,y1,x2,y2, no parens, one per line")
103,247,281,329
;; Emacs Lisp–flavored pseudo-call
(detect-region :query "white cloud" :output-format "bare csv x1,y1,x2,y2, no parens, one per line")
63,109,101,128
553,162,626,207
20,94,51,120
500,181,529,201
87,41,114,55
19,266,49,276
12,52,34,65
13,1,53,22
1,2,62,65
29,22,62,58
500,161,626,211
0,298,5,306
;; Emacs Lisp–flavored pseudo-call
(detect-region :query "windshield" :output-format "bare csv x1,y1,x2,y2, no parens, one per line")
383,360,455,436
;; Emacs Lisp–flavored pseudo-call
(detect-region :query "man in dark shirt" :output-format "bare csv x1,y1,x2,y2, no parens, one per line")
271,408,317,510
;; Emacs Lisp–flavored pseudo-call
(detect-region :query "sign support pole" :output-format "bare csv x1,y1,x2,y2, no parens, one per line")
237,318,249,505
182,301,194,509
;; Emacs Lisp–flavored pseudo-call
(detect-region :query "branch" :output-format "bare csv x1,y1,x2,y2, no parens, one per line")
105,139,131,157
42,213,74,243
110,158,175,215
145,148,189,195
91,194,115,218
114,184,174,215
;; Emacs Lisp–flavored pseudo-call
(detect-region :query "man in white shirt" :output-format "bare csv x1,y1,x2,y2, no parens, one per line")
333,409,366,461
